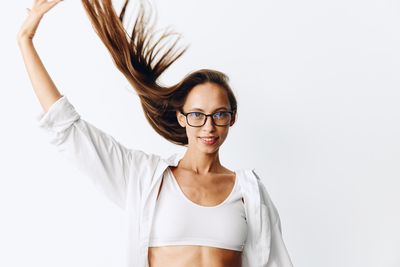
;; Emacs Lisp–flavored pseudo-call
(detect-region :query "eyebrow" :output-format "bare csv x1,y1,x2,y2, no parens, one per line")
189,107,229,112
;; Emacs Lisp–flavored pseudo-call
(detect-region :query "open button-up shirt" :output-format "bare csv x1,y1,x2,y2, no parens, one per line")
36,95,294,267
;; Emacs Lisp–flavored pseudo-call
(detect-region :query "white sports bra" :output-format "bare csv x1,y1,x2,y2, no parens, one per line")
149,167,248,251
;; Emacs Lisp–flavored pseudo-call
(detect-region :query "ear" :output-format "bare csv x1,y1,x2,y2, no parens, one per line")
176,110,186,128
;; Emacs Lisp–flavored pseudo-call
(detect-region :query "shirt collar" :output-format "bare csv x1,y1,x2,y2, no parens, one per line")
164,151,185,167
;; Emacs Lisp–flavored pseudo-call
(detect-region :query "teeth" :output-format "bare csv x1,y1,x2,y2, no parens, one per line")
202,137,216,141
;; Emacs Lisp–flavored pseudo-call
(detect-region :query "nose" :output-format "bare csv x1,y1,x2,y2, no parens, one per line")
203,115,216,130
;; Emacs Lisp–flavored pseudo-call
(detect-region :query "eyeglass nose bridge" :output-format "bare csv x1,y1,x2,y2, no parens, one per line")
201,113,216,127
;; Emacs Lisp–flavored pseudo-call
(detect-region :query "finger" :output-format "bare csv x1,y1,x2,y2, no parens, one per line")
33,0,46,9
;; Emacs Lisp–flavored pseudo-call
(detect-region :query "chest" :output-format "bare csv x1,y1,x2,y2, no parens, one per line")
135,167,265,267
149,166,248,252
157,167,243,206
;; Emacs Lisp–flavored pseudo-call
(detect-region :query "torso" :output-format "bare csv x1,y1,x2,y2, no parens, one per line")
148,166,244,267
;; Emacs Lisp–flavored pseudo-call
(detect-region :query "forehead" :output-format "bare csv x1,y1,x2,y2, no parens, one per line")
183,83,230,111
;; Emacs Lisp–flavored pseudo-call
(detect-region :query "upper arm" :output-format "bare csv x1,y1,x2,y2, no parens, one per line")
252,170,294,267
36,95,154,210
266,220,294,267
253,169,280,225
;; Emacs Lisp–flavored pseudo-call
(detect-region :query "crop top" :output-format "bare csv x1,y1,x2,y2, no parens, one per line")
148,167,248,251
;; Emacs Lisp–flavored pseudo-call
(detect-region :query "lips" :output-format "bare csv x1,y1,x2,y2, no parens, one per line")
199,136,218,140
198,136,219,145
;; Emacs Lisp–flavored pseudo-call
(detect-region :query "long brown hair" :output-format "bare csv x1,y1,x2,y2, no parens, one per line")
81,0,238,146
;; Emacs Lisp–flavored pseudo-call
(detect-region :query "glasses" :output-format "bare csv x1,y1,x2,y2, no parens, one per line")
180,110,234,127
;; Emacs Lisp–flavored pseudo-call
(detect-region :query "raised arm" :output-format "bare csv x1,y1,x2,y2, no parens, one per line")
17,0,160,210
17,0,63,112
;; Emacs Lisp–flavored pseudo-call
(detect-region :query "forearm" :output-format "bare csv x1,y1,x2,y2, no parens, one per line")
18,37,62,113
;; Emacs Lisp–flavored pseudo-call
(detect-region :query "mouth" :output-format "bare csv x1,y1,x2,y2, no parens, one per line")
198,136,219,145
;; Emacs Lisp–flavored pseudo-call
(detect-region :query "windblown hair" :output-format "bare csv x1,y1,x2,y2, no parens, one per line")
81,0,238,146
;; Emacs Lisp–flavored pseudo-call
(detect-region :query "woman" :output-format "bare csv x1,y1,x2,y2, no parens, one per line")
17,1,294,266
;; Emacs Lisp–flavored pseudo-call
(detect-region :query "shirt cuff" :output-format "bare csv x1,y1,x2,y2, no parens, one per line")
36,95,81,132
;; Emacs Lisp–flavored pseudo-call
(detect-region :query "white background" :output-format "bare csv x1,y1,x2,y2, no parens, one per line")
2,0,400,266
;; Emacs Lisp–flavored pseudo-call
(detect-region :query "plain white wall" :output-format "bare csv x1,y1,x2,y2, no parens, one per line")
2,0,400,266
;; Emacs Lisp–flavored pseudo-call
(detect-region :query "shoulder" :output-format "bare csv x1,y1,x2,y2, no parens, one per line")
130,149,161,167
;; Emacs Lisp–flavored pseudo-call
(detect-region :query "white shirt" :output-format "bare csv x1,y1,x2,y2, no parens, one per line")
36,95,294,267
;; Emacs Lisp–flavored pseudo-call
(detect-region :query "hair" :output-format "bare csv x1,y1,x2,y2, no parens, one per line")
81,0,238,146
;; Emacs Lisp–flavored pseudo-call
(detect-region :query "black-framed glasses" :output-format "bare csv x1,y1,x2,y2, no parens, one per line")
180,110,234,127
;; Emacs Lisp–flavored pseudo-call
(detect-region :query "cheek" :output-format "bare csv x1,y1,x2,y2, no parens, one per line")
185,127,198,139
219,130,229,141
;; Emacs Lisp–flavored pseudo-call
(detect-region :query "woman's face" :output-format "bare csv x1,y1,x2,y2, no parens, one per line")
176,82,236,154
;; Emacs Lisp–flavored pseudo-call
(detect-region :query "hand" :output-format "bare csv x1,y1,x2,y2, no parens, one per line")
17,0,63,41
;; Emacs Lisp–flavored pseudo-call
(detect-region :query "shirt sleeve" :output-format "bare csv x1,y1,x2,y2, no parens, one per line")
36,95,155,210
265,216,294,267
252,170,294,267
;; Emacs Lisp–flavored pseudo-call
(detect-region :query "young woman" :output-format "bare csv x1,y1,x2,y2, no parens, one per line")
17,1,294,266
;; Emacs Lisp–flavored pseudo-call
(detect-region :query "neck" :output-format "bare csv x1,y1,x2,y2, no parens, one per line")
178,148,222,175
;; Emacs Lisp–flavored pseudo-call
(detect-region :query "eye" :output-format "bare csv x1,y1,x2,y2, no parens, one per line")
213,112,227,118
189,112,203,119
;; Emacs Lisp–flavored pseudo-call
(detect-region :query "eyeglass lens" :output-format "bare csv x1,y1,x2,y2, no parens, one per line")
187,112,231,126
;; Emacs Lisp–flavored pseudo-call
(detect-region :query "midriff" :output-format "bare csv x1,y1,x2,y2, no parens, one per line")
148,245,242,267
